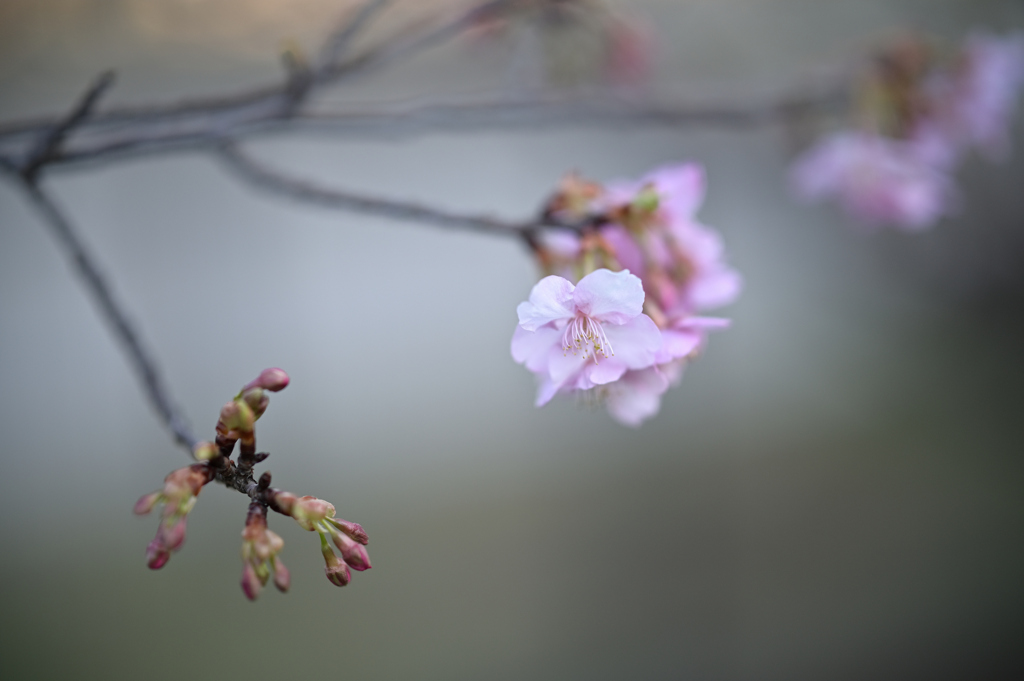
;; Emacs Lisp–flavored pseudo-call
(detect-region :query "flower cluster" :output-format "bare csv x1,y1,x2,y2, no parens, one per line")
134,463,215,569
791,31,1024,229
514,163,741,426
134,367,371,600
270,492,371,587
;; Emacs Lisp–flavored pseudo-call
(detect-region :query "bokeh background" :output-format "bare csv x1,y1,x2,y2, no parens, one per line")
2,1,1023,679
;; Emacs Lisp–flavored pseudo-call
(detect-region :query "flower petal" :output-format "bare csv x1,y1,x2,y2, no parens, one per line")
605,367,671,427
511,324,561,373
572,269,645,324
602,313,661,369
517,276,575,331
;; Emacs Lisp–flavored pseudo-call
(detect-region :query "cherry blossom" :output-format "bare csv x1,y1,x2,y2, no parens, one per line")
790,131,954,230
512,268,661,406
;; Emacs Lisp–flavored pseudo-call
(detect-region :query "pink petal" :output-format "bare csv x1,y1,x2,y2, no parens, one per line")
605,367,671,427
601,313,661,369
572,269,645,324
517,276,575,331
511,324,561,373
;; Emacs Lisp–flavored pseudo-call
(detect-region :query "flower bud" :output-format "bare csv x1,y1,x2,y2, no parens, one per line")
322,546,351,587
220,399,255,434
244,368,290,393
273,559,291,593
241,563,262,601
268,490,297,516
240,388,270,420
160,518,187,551
134,492,161,515
292,495,336,531
327,525,372,572
326,517,369,545
192,442,219,461
146,541,170,570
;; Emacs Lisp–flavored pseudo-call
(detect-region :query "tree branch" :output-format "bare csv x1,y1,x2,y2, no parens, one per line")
17,178,199,452
217,141,551,238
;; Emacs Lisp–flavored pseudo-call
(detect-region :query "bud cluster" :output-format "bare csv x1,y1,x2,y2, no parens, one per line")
133,368,372,599
240,502,289,600
134,463,215,569
270,492,371,588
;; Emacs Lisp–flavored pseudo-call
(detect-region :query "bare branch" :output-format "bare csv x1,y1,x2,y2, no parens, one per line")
17,178,199,452
217,141,547,238
318,0,394,68
21,71,115,180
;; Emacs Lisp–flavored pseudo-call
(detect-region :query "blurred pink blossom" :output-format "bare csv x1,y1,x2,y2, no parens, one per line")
790,131,954,230
926,32,1024,161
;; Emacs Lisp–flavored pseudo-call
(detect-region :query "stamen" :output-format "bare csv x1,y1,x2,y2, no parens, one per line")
561,313,615,363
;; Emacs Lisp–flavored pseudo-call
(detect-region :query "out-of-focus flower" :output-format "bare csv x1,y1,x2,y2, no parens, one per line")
790,131,954,230
925,32,1024,160
792,31,1024,230
512,268,661,406
134,463,214,569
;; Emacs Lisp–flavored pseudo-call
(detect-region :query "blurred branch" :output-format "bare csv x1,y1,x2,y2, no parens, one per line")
218,141,551,239
17,178,199,452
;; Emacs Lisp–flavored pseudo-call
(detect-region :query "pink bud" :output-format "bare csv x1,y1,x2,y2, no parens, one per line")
160,518,187,551
327,525,372,572
273,560,291,593
134,492,161,515
241,563,262,601
146,541,170,570
244,368,290,393
321,544,351,587
327,517,369,545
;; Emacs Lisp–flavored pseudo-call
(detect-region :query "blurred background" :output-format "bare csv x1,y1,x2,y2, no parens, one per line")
1,1,1023,679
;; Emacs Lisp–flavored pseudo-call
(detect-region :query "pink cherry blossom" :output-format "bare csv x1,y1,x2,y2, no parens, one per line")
601,163,742,316
512,268,661,407
927,32,1024,160
790,131,955,230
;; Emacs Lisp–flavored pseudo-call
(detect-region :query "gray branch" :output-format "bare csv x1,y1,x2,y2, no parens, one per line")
218,142,550,238
17,178,200,452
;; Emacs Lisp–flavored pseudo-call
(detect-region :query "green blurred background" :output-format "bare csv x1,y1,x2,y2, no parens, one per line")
1,1,1023,679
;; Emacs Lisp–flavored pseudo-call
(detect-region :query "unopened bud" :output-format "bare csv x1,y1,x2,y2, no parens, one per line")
241,388,270,420
273,559,291,593
321,538,351,587
146,541,170,570
241,563,262,601
268,490,297,516
327,517,369,545
192,442,219,461
161,518,187,551
134,492,161,515
327,525,372,572
246,368,290,393
220,399,255,434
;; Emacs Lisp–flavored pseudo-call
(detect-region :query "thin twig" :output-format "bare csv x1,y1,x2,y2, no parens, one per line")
21,71,115,180
318,0,394,68
218,141,548,237
17,179,199,452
